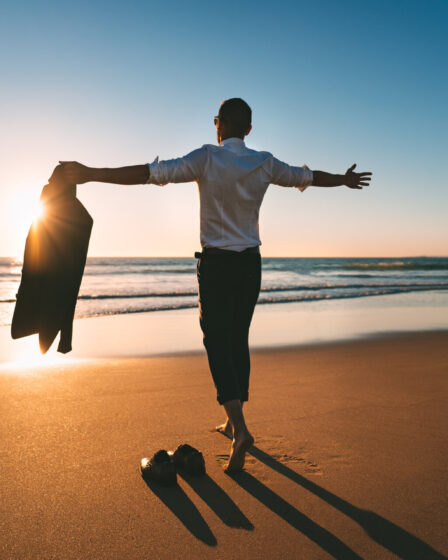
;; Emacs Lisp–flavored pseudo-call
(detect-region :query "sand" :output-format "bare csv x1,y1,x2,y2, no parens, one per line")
1,331,447,559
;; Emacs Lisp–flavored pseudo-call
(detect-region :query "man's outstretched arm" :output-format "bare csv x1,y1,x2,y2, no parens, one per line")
59,161,149,185
312,164,372,190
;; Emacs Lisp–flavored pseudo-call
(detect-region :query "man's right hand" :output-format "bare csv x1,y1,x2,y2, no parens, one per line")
58,162,149,185
59,161,92,184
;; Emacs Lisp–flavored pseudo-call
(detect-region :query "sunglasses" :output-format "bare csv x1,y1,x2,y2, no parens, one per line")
213,115,225,126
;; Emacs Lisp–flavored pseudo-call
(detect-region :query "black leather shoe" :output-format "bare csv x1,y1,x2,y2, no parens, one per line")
140,450,177,486
171,444,206,476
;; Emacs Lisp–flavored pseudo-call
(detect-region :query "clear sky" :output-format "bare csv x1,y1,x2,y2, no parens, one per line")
0,0,447,257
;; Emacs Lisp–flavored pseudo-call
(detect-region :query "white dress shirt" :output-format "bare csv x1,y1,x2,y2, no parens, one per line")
146,138,313,251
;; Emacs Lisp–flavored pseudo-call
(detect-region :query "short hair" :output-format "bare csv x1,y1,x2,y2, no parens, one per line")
218,98,252,137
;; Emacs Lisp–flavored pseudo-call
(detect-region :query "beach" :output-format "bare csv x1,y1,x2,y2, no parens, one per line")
1,328,447,559
2,257,448,559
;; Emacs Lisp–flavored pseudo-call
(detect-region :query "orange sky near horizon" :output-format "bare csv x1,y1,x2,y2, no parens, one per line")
4,176,447,260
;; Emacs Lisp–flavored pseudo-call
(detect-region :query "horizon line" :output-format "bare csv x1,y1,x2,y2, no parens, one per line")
2,254,448,260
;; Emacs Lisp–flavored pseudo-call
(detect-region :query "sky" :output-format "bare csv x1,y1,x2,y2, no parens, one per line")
0,0,447,258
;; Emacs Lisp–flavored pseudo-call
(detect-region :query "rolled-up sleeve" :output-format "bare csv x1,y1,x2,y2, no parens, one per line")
146,147,208,186
270,156,313,192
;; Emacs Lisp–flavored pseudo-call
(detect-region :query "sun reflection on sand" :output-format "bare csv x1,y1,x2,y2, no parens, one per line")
0,335,75,372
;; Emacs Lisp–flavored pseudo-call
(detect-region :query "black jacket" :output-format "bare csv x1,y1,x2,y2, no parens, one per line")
11,171,93,354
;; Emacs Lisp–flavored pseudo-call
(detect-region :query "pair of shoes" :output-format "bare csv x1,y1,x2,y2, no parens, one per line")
140,444,205,486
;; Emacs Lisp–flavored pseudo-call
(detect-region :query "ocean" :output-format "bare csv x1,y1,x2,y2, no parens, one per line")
1,256,448,328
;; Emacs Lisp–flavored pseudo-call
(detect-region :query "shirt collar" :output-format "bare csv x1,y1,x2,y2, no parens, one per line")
219,137,246,149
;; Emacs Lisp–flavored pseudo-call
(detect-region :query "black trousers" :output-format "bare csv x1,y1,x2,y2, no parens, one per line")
197,248,262,405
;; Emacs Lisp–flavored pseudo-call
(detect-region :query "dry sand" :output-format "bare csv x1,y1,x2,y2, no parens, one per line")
1,331,447,559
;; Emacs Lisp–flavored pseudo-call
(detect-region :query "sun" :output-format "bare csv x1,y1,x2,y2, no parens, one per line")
10,188,46,260
35,200,46,221
15,192,44,224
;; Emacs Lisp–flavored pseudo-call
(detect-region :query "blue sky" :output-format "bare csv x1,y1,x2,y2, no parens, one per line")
0,0,447,257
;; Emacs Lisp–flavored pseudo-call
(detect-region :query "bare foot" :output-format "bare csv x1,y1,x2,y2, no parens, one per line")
224,431,254,473
216,420,233,438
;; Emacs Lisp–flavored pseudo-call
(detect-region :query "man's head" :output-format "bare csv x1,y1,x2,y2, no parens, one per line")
215,98,252,143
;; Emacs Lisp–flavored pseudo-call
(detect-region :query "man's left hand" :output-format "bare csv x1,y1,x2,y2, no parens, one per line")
344,164,372,189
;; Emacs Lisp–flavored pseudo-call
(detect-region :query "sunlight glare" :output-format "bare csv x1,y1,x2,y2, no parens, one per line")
0,335,73,372
35,200,46,221
12,190,45,259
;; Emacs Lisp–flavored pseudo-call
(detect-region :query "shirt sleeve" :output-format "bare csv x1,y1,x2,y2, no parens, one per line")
146,146,208,186
269,156,313,192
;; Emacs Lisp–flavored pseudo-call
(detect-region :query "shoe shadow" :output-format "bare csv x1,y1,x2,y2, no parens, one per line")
142,477,217,547
178,471,253,530
228,470,362,560
248,445,447,560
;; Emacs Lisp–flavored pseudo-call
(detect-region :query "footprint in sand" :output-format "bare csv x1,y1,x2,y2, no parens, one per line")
254,436,323,474
216,443,323,475
216,453,257,466
304,461,323,475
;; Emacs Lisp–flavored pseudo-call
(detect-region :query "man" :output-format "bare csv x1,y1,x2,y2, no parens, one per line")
60,98,371,472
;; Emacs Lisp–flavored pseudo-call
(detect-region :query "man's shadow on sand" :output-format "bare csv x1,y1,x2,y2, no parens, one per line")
142,471,253,547
143,445,447,559
228,445,447,560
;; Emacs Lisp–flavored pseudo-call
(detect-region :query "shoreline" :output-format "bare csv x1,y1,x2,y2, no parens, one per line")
0,328,448,373
1,290,448,364
3,284,447,323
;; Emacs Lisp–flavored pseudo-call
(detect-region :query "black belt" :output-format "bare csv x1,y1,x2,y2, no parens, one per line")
195,246,260,258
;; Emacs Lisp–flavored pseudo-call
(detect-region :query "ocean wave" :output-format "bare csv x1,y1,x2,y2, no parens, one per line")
0,272,21,278
72,285,448,317
2,282,447,304
79,291,197,300
340,262,448,271
262,282,448,293
0,267,195,278
3,258,448,278
329,273,448,280
83,266,196,275
2,284,448,327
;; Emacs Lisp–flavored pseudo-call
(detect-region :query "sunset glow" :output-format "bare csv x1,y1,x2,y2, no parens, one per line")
0,335,72,372
10,191,45,260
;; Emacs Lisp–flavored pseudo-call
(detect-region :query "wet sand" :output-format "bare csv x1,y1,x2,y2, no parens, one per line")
1,331,447,559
